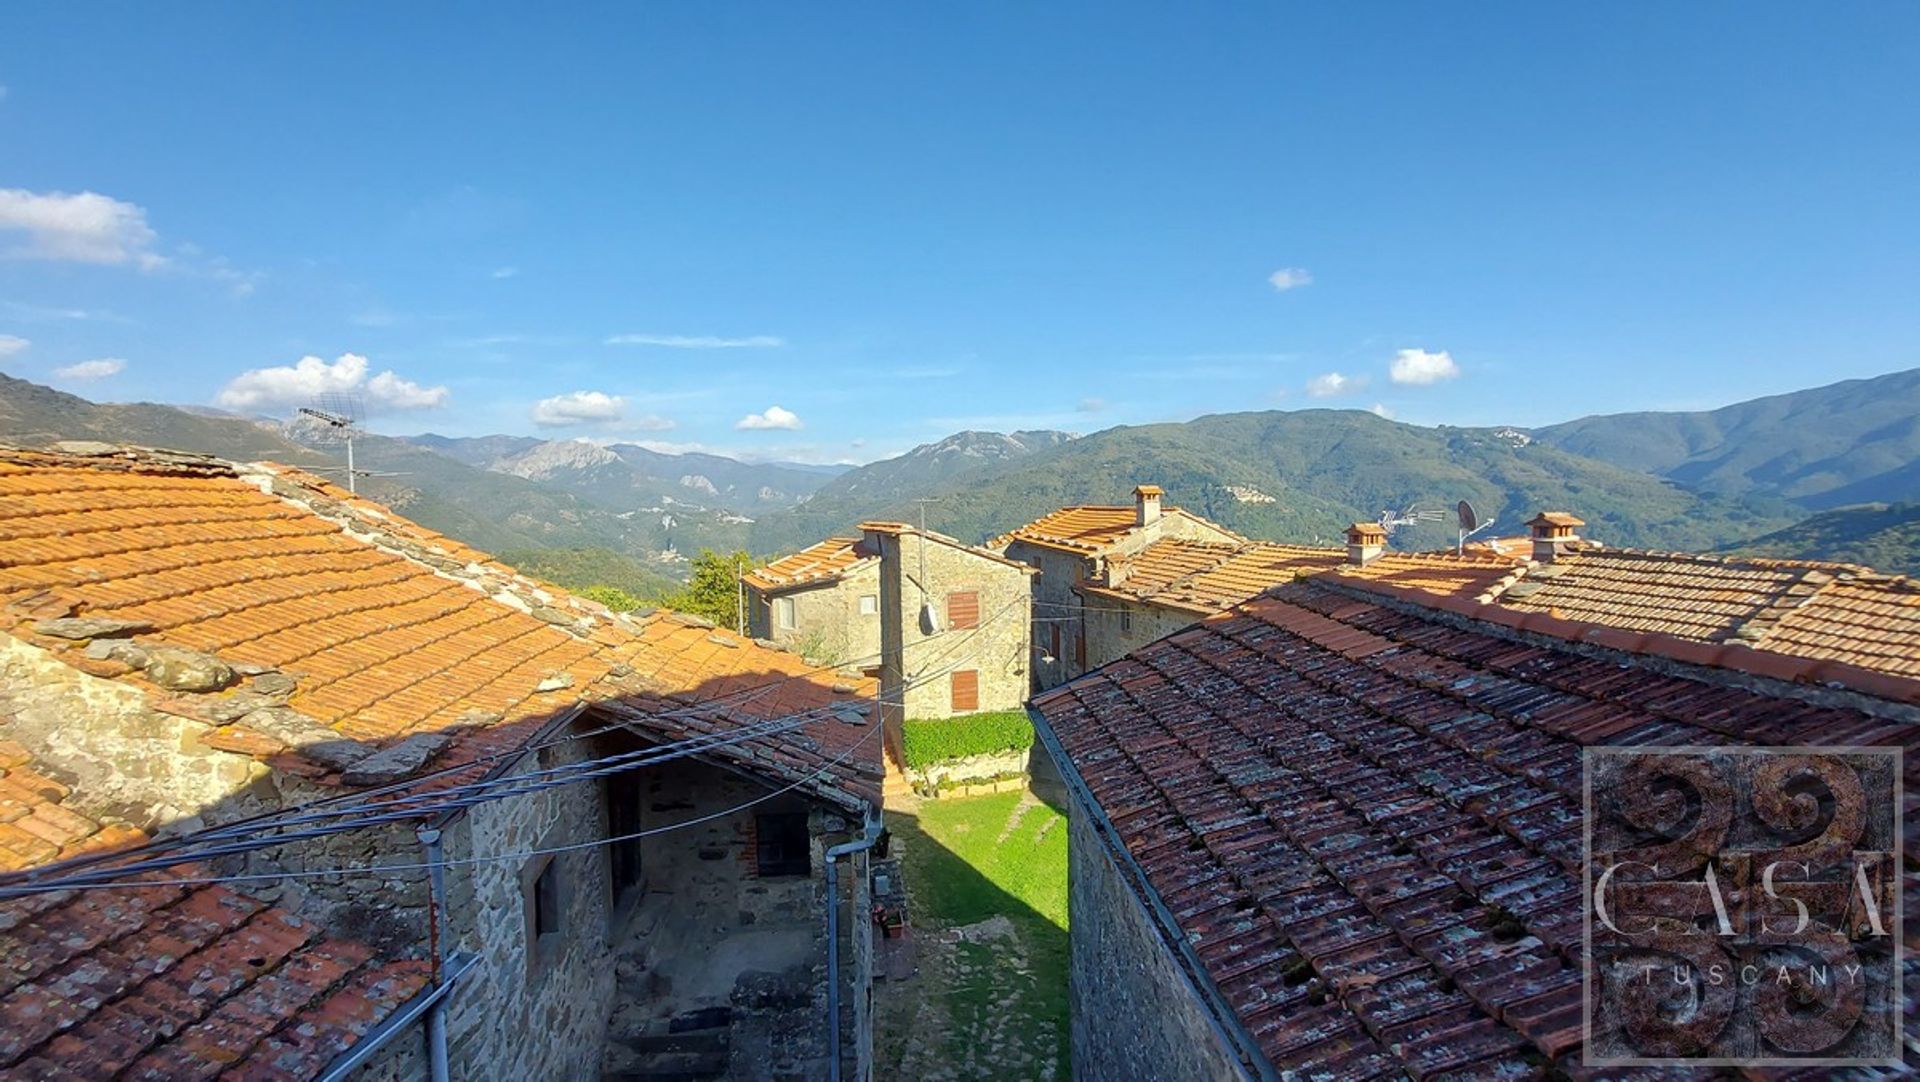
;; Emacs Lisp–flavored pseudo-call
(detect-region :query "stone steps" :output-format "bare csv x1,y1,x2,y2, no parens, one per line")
604,1025,730,1082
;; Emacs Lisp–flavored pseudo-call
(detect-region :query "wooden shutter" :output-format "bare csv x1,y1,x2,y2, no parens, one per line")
950,669,980,713
947,590,980,629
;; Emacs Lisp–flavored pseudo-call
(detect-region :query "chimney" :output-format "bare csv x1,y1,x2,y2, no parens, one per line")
1133,485,1164,528
1526,511,1584,562
1345,521,1387,565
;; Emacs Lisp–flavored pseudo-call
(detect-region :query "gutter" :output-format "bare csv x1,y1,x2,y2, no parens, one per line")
1027,706,1274,1082
822,805,884,1082
315,951,479,1082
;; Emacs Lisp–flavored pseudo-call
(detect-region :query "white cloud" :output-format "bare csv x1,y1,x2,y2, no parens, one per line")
1078,397,1108,413
531,390,626,427
0,189,165,268
491,266,518,279
215,352,449,413
1369,403,1394,420
1388,348,1460,386
736,405,803,431
1306,371,1364,398
53,357,125,381
1268,267,1313,291
606,333,785,349
0,335,28,359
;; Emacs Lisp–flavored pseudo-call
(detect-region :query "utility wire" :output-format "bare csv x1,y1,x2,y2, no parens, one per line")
2,600,1024,898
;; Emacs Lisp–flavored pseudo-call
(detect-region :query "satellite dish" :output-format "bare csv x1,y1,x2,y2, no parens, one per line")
1457,500,1479,532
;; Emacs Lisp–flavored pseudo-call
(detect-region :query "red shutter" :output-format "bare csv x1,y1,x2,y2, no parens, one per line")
950,669,980,713
947,590,980,629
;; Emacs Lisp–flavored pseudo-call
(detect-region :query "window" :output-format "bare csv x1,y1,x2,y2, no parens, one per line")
1120,610,1132,634
859,594,879,616
523,854,566,977
951,669,980,712
1049,624,1061,660
607,779,644,903
774,596,797,631
947,590,980,629
756,811,811,877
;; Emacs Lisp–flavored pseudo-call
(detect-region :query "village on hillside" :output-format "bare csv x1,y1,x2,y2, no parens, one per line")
3,6,1917,1081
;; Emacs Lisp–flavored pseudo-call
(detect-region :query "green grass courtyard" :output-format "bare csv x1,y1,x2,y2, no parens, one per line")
875,788,1071,1080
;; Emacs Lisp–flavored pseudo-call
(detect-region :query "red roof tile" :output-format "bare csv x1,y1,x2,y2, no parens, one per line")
1032,577,1920,1077
0,750,426,1079
742,536,874,591
991,504,1241,555
0,446,881,806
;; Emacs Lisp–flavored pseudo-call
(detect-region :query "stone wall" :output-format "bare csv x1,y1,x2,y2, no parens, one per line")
874,530,1032,722
1080,596,1204,675
748,562,883,669
602,756,873,1082
1006,545,1093,691
438,736,616,1081
1068,809,1250,1082
906,746,1032,791
0,634,274,830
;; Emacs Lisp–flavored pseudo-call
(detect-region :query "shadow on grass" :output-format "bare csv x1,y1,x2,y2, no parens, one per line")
878,788,1070,1081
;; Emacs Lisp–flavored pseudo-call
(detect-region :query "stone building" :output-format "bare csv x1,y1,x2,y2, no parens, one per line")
1030,571,1919,1077
990,485,1242,690
0,445,884,1081
854,521,1035,728
743,535,882,669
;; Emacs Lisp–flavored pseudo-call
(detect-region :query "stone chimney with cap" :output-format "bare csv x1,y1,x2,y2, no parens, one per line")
1526,511,1585,563
1133,485,1163,528
1345,521,1387,565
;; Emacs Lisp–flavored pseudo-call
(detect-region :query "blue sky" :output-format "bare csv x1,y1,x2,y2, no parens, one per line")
1,5,1915,463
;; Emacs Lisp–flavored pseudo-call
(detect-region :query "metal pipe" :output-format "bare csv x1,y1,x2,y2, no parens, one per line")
822,806,884,1082
315,952,478,1082
416,825,453,1082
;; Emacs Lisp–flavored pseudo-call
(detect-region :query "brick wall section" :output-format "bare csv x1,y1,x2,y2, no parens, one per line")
1068,810,1250,1082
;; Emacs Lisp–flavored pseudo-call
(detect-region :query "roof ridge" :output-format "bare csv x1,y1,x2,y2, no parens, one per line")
1315,574,1920,712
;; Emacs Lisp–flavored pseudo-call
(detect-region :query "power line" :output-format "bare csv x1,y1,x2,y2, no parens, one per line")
1,601,1024,898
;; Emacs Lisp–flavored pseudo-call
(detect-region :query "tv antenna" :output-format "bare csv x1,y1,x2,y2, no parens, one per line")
1455,499,1497,555
1376,502,1446,537
295,393,392,494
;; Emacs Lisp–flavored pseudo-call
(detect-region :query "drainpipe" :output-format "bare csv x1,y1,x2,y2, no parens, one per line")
823,806,884,1082
415,824,453,1082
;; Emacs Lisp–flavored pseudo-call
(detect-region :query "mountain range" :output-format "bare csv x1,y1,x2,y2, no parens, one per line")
2,366,1916,580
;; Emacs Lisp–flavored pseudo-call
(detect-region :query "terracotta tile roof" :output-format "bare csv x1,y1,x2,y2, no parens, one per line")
991,505,1241,555
1318,549,1527,602
1754,576,1920,679
743,536,875,591
0,740,429,1079
1085,539,1348,614
0,446,880,807
1032,578,1920,1078
1493,548,1843,644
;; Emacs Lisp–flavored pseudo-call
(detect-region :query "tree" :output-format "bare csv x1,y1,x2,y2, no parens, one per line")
665,549,756,629
577,584,646,612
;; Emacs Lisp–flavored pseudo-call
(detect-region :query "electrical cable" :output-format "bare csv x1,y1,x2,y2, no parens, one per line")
1,600,1025,898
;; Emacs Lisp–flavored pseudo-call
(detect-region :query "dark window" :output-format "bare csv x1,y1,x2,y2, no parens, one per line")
951,669,980,712
523,853,566,978
1120,610,1132,634
1074,629,1086,669
533,862,560,937
947,590,980,629
607,779,644,900
1049,624,1061,658
756,811,810,877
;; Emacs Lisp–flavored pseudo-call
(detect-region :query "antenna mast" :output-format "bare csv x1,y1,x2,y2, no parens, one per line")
296,396,363,494
1455,500,1497,556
